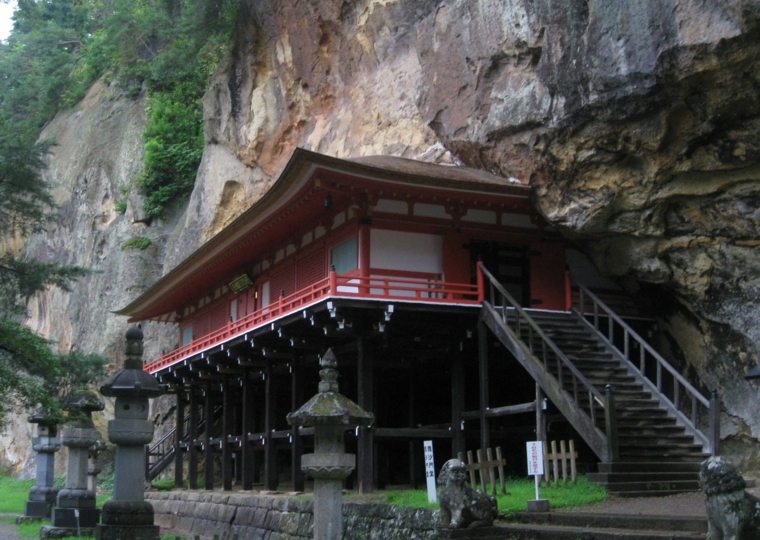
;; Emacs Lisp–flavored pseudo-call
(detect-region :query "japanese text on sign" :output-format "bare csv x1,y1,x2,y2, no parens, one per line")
423,440,437,503
526,440,544,476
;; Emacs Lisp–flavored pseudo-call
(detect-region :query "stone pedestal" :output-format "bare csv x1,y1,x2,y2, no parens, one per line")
526,499,550,512
287,348,374,540
24,415,60,519
48,391,104,532
96,326,163,540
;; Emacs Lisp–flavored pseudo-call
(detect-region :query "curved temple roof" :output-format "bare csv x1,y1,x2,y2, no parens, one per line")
116,148,531,323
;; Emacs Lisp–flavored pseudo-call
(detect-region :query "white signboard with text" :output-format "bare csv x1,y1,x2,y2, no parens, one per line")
526,440,545,476
423,440,437,503
526,440,544,500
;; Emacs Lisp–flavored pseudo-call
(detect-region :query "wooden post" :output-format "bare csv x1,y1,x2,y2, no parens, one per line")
241,370,255,490
204,382,214,490
709,390,720,455
174,385,185,488
357,337,375,493
408,365,418,489
604,385,619,462
264,358,278,491
222,376,233,491
535,383,546,444
451,352,465,457
291,356,305,492
188,385,198,489
478,321,490,452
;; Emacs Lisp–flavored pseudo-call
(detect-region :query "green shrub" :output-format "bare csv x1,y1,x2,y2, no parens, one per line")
120,236,152,250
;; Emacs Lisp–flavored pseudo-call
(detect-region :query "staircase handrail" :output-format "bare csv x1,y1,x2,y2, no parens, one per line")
146,404,224,479
576,284,719,454
479,263,617,460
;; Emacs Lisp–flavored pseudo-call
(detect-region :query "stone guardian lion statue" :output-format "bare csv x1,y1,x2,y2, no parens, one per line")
699,456,760,540
437,458,498,528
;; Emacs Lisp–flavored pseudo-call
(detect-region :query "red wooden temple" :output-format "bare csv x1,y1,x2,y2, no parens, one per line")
120,148,715,495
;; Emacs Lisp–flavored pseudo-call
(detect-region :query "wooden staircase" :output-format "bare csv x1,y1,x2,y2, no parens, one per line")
478,264,719,496
145,404,222,481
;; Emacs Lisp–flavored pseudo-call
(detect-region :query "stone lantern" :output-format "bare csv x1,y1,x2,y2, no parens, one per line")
287,348,374,540
48,390,105,532
96,325,163,540
23,410,61,519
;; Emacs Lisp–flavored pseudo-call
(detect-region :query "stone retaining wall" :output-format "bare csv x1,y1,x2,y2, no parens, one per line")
145,490,441,539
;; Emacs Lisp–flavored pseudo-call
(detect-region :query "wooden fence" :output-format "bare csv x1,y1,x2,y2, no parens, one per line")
542,439,577,484
457,447,507,496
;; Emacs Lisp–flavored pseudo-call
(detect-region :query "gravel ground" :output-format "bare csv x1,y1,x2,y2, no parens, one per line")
556,491,707,517
0,515,20,540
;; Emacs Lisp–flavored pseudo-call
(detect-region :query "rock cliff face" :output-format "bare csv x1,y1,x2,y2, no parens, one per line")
4,0,760,476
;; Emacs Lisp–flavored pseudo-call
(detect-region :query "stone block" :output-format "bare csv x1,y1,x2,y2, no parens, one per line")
50,507,101,528
95,524,160,540
25,500,53,519
526,499,550,512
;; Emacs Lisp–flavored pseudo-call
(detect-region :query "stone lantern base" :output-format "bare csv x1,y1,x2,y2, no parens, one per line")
24,486,58,519
95,499,160,539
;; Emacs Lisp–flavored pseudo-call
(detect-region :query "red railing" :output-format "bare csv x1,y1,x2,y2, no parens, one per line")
144,271,482,373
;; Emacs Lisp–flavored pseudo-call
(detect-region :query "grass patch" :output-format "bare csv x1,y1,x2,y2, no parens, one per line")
0,475,34,513
151,478,176,491
381,476,606,516
16,520,43,539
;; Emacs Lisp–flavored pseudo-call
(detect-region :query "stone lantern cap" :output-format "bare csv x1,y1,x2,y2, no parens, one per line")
63,390,105,414
28,407,59,426
100,326,163,399
287,348,374,428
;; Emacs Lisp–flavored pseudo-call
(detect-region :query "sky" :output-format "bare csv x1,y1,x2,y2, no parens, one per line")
0,1,16,42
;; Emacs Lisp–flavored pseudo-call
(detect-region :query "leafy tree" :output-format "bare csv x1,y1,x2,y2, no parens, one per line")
0,0,238,424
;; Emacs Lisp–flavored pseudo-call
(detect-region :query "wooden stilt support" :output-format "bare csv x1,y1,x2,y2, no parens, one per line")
241,370,255,490
188,385,198,489
408,366,418,489
222,376,233,491
536,383,546,442
174,385,185,488
264,358,278,491
291,356,304,492
204,382,214,490
357,337,375,493
451,352,465,457
478,321,490,452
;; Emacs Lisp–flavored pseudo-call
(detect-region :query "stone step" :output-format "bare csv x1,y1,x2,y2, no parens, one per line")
597,479,701,493
513,512,707,534
495,521,704,539
587,471,700,484
598,461,702,473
